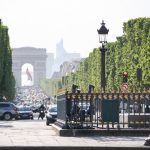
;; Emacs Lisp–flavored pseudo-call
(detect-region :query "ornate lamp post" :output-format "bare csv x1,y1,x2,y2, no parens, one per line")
97,20,109,92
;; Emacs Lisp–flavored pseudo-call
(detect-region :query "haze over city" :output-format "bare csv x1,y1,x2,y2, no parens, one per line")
0,0,150,57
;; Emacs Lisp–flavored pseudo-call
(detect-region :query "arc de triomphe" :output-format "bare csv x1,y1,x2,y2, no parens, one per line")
12,47,47,87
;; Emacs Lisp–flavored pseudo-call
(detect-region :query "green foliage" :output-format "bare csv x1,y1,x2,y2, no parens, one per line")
40,78,62,96
0,22,16,100
41,17,150,94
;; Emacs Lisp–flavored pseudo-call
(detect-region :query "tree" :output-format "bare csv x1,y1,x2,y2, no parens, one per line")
0,20,15,100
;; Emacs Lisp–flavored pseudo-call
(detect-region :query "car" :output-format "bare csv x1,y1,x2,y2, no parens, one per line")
17,106,34,119
32,106,40,113
46,105,57,125
0,102,18,120
78,102,95,120
79,102,90,113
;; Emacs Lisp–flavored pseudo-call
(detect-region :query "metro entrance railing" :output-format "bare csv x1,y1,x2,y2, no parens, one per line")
56,90,150,130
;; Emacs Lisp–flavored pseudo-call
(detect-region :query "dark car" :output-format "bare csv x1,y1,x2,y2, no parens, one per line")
0,102,18,120
46,105,57,125
32,106,40,113
17,106,34,119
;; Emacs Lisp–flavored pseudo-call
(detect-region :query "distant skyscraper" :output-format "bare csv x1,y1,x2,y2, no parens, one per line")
52,39,81,74
56,39,66,59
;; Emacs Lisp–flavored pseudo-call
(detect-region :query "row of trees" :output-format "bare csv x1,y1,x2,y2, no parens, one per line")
41,17,150,96
0,20,15,100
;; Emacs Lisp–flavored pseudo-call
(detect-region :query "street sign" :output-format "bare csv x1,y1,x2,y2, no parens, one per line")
120,83,128,92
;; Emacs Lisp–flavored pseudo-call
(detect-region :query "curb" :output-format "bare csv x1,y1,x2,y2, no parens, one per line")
0,147,149,150
52,124,150,137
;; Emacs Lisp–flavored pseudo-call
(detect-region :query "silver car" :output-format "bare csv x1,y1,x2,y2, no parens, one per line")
0,102,18,120
46,105,57,125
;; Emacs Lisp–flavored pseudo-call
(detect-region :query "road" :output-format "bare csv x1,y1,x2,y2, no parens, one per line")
0,116,148,147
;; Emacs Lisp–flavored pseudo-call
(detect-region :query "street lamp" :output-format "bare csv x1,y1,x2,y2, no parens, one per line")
97,20,109,92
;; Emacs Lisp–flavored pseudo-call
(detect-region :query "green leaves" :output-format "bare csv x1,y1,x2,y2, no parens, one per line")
0,23,15,100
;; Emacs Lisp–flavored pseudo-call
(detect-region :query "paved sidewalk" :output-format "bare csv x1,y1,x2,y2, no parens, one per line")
0,120,149,148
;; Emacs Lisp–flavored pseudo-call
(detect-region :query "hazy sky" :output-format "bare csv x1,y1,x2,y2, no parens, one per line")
0,0,150,57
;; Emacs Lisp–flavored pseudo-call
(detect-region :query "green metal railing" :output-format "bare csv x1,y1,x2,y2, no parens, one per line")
57,91,150,129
